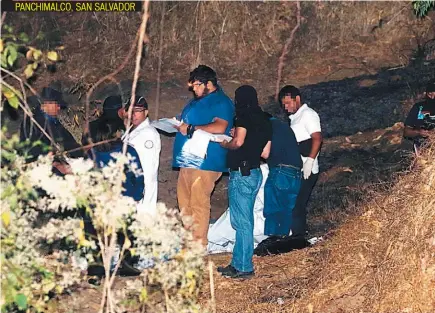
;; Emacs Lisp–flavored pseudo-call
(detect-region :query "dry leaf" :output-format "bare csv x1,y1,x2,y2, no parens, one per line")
342,167,353,173
74,114,80,127
345,137,352,143
373,135,382,141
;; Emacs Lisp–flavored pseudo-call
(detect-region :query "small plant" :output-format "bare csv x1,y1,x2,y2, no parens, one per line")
1,130,205,313
1,25,62,110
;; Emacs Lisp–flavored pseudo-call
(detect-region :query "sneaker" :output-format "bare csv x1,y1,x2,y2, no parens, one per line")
220,265,254,279
217,264,234,273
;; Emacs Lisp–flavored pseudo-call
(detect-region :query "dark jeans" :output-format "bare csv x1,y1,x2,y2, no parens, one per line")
263,166,301,236
291,172,319,237
229,168,262,272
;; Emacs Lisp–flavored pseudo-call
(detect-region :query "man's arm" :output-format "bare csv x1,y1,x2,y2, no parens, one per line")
177,117,228,135
221,127,246,150
309,132,322,159
261,141,271,159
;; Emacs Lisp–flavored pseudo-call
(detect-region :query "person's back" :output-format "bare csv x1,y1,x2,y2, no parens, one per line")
94,144,144,201
267,117,302,169
261,114,302,239
93,123,144,201
227,110,271,170
219,85,272,279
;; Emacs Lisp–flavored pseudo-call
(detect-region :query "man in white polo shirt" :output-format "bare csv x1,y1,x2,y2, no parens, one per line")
119,95,161,214
279,85,322,239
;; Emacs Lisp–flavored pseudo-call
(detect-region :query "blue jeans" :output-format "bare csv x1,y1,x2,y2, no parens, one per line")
264,166,301,236
229,168,262,272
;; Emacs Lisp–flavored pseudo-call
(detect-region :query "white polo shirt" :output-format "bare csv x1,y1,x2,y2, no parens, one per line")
122,117,161,213
289,104,321,174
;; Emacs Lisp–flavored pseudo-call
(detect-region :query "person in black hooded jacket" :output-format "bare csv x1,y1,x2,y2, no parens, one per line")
20,84,83,175
218,85,272,279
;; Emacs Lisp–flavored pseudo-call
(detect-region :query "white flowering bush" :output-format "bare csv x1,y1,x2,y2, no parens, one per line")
1,133,83,312
1,131,205,313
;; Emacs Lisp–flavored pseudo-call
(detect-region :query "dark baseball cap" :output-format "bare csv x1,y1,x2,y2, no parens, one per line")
118,95,148,119
41,86,67,108
102,95,123,111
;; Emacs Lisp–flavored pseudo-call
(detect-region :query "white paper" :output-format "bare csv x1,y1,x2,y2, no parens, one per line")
210,134,232,143
182,129,211,158
151,118,182,133
183,129,211,159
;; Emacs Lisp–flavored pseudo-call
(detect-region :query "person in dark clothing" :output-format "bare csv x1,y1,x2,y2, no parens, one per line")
92,122,144,201
20,84,82,174
218,85,272,279
262,113,302,237
84,122,144,278
81,95,125,148
404,79,435,155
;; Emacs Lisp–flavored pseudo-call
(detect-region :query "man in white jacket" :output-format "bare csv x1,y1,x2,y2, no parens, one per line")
119,96,161,213
279,85,322,239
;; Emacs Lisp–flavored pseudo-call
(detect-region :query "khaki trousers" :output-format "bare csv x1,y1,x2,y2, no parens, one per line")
177,168,222,245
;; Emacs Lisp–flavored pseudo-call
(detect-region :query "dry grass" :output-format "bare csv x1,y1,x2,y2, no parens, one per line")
205,137,435,313
6,2,434,95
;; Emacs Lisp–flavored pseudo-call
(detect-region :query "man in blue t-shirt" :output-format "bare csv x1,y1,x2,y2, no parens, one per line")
173,65,234,246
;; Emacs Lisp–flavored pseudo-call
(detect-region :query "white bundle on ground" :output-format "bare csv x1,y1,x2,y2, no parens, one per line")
207,164,270,254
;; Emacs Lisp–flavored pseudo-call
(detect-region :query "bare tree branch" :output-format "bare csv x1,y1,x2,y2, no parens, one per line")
154,2,166,121
1,12,6,27
122,0,151,155
84,27,141,155
275,1,301,102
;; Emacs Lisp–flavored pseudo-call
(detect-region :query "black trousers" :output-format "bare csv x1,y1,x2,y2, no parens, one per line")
291,172,319,237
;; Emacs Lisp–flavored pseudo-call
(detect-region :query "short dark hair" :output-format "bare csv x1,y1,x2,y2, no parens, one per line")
188,65,217,86
278,85,301,105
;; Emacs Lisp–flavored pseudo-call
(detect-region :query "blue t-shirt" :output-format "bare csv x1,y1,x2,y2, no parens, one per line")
267,118,302,169
173,87,234,172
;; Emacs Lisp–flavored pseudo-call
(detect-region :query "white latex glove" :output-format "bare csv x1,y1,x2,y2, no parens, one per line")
303,157,315,180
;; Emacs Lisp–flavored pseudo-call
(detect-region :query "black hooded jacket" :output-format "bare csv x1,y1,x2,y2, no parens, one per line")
226,85,272,169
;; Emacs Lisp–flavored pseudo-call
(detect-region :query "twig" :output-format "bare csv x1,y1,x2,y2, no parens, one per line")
65,137,119,154
274,1,301,102
84,28,140,153
154,1,166,120
209,259,216,313
259,38,272,57
123,0,150,155
1,12,6,27
1,68,39,101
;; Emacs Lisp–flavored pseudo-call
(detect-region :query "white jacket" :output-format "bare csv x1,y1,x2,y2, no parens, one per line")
122,118,161,213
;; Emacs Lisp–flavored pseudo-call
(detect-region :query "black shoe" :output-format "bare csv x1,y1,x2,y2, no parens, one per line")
220,265,254,279
217,264,234,273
